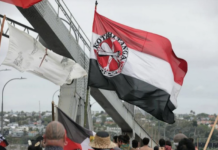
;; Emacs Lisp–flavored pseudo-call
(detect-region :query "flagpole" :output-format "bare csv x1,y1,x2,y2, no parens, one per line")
95,0,98,10
0,15,6,48
84,88,89,127
52,101,55,121
203,114,218,150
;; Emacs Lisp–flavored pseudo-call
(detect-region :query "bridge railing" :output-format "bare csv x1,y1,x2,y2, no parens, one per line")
48,0,90,53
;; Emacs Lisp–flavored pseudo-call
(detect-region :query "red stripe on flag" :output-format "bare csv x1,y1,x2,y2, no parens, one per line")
64,137,82,150
92,11,187,85
0,0,42,8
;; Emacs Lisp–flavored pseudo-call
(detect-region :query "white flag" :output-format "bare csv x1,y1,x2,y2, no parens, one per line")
2,24,87,86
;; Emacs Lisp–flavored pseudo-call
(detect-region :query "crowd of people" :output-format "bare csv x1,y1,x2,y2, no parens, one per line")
25,121,199,150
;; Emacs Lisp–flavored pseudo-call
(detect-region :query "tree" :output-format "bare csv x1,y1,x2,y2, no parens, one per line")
101,116,106,125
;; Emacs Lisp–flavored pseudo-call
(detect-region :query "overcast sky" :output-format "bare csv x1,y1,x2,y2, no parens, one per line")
0,0,218,115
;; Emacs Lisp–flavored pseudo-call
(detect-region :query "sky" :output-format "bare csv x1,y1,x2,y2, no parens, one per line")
0,0,218,115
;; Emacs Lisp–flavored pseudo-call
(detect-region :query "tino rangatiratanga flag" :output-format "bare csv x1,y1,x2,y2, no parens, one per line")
88,11,188,124
57,107,94,150
0,0,42,8
2,24,87,86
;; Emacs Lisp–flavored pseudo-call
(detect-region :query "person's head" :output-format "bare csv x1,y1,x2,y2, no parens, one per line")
43,121,67,148
113,136,118,143
142,137,150,146
174,133,187,147
165,140,172,146
118,134,129,145
177,138,195,150
118,135,123,147
159,139,165,147
132,140,138,148
189,138,194,143
89,131,116,150
154,146,159,150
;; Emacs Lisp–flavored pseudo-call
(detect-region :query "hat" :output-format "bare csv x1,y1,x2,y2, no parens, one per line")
174,133,187,146
89,131,117,149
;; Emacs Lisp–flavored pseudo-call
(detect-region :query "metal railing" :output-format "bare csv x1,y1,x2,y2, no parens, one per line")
53,0,91,52
0,15,38,39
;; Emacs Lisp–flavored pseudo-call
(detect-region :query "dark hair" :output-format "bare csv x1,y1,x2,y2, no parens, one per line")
159,139,165,147
177,138,195,150
123,134,130,144
113,136,118,143
165,140,172,146
154,146,159,150
132,140,138,148
142,137,150,145
189,138,194,143
118,134,130,144
118,135,123,143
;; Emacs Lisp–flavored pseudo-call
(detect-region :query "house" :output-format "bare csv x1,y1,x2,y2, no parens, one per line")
11,130,24,137
28,131,39,137
208,124,218,130
26,112,32,117
91,111,99,116
197,120,212,125
96,117,102,123
8,123,19,128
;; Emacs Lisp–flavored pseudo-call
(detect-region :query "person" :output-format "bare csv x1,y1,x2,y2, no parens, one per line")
28,136,44,150
189,138,198,150
159,139,165,150
173,133,187,150
43,121,67,150
118,134,131,150
154,146,159,150
177,138,195,150
131,139,139,150
113,136,121,150
140,137,152,150
114,136,118,143
89,131,117,150
165,140,173,150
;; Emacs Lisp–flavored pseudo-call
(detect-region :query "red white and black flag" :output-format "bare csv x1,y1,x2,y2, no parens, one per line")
0,0,42,8
57,107,94,150
88,11,188,124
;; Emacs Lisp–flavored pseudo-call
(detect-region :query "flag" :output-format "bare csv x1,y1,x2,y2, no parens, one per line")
88,11,188,124
57,107,94,150
2,24,87,86
0,0,42,8
0,134,8,148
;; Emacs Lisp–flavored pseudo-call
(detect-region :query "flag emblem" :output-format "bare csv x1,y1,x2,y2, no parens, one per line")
93,32,128,77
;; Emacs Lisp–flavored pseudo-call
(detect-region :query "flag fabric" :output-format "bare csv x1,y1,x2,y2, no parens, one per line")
57,107,94,150
88,11,188,124
0,0,42,8
2,24,87,86
0,134,8,148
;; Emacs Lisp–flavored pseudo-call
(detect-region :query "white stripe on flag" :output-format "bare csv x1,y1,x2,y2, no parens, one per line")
91,33,179,108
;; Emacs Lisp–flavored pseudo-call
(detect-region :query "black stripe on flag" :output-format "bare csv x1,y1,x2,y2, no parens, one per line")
57,107,93,143
88,59,175,124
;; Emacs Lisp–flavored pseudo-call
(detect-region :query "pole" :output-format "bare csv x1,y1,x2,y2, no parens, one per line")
0,15,6,48
84,88,89,127
1,77,26,134
197,138,198,149
203,115,218,150
52,101,55,121
0,69,10,72
52,89,59,101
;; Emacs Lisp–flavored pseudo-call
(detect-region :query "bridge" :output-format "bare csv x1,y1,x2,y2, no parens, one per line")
1,0,158,147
